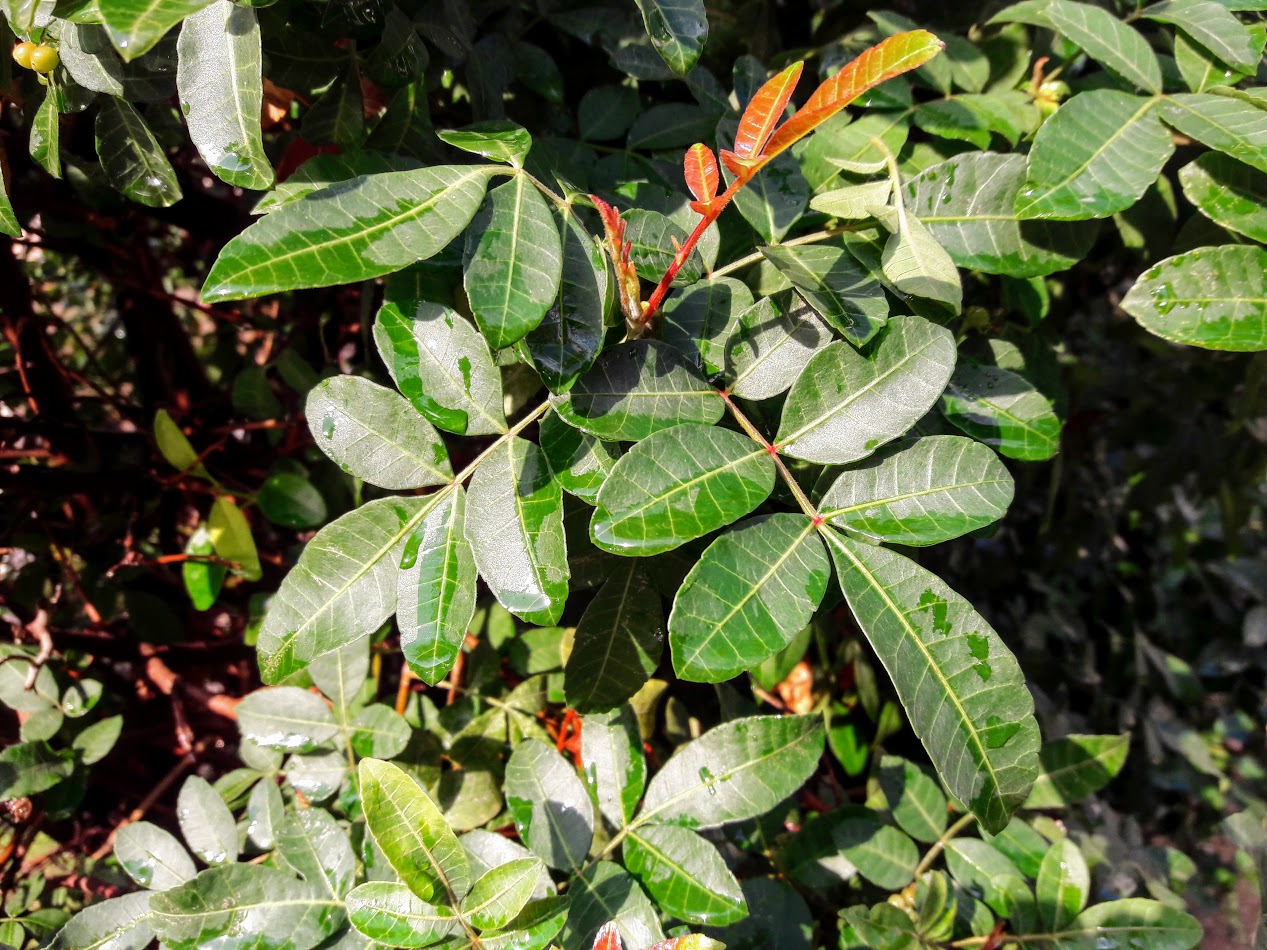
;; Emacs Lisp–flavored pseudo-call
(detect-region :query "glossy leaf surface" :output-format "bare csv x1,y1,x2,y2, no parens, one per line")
624,824,746,926
939,361,1062,461
504,739,595,871
760,244,889,345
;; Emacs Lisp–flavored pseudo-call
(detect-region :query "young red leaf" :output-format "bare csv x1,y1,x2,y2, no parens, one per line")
589,195,644,328
592,922,623,950
733,61,803,159
683,143,719,214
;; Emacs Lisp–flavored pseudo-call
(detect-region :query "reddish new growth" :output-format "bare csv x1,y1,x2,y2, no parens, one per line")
591,195,646,335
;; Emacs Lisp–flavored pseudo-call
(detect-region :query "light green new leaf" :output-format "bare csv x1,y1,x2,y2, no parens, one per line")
590,424,775,557
203,165,497,301
153,408,204,475
634,0,708,75
559,862,664,950
1120,245,1267,351
50,892,155,950
114,821,196,890
345,882,459,948
625,824,746,926
207,497,264,582
1044,0,1162,92
1016,91,1172,220
875,207,963,314
1036,838,1089,931
639,714,824,828
824,532,1040,833
176,775,238,866
580,707,646,831
236,686,338,753
350,705,412,759
95,98,182,207
151,864,343,950
820,435,1014,546
460,857,542,931
176,0,273,190
726,294,833,402
670,514,829,683
564,566,664,713
878,756,948,842
306,375,452,489
1160,93,1267,174
908,152,1095,278
464,174,563,351
375,295,506,436
776,317,957,465
398,488,477,686
1047,899,1201,950
1023,733,1130,808
276,808,357,899
99,0,214,60
760,244,889,346
359,758,472,902
834,811,919,890
1179,153,1267,244
257,494,435,683
438,121,533,166
465,438,569,625
1144,0,1259,71
0,646,59,712
939,361,1062,461
504,739,595,871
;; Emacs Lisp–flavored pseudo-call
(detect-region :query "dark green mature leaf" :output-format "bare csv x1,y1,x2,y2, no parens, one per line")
504,739,595,871
834,812,919,889
633,0,708,75
345,882,459,948
581,707,646,832
560,862,665,950
50,892,155,950
176,0,273,190
628,103,719,150
301,63,364,150
1179,153,1267,244
439,121,533,166
1023,733,1130,808
1016,91,1172,220
464,174,563,351
0,742,73,797
1036,838,1089,932
557,341,724,441
306,375,452,489
95,98,182,208
944,839,1035,928
1145,0,1259,71
908,153,1095,277
257,495,434,683
638,715,825,828
760,244,889,346
203,165,497,301
465,438,569,625
564,566,664,713
1159,93,1267,174
177,775,238,866
825,532,1040,833
277,808,357,898
726,295,833,402
1048,899,1202,950
590,424,776,556
115,820,196,890
939,361,1062,461
375,296,507,437
661,277,754,378
1044,0,1162,92
670,514,829,682
460,857,542,930
151,865,343,950
625,824,747,926
840,903,922,950
821,435,1014,546
236,685,338,753
878,756,948,842
776,317,957,465
729,151,809,243
623,209,704,284
360,758,472,902
398,488,477,686
98,0,214,60
579,85,641,141
1120,245,1267,351
258,472,327,530
351,705,411,759
539,411,621,503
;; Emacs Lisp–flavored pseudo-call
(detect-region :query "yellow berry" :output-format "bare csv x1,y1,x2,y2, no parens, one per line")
29,45,59,74
11,41,36,69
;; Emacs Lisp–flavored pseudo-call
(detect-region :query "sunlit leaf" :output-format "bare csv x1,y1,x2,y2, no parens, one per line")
1036,838,1089,931
345,882,459,948
236,686,338,753
1044,0,1162,93
732,62,803,160
114,821,196,891
1179,153,1267,244
759,244,888,346
625,824,747,925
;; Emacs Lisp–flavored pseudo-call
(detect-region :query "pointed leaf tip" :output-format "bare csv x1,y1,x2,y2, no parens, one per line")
683,143,719,212
734,60,803,159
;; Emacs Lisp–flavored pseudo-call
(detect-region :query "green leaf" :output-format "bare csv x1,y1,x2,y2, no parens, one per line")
208,496,261,580
670,514,829,683
579,85,641,141
301,63,364,150
50,892,155,950
560,862,665,950
661,277,754,379
1179,153,1267,244
345,882,459,948
0,646,59,712
834,811,919,890
638,714,824,828
944,839,1035,928
556,341,723,442
504,738,595,871
176,775,239,866
286,751,347,802
907,152,1095,278
623,208,704,284
359,758,472,902
633,0,708,75
176,0,273,190
1037,839,1089,932
539,411,621,504
236,686,338,753
78,715,124,766
807,112,910,182
0,166,18,237
1044,0,1162,92
257,495,434,683
258,471,327,530
874,206,963,314
580,707,646,832
590,424,775,557
1016,91,1172,220
811,179,893,219
625,824,747,926
277,808,357,899
1120,245,1267,351
183,524,224,611
398,488,477,686
939,361,1062,461
154,408,203,474
465,438,569,625
840,903,922,950
95,98,182,207
759,244,889,346
776,317,957,465
1023,733,1130,808
824,532,1040,833
151,864,343,950
438,121,533,166
351,705,412,759
464,174,563,351
0,742,74,797
306,375,452,489
246,778,284,849
115,820,196,890
98,0,214,60
726,294,833,402
1159,93,1267,174
878,756,948,843
1046,899,1202,950
374,296,507,437
460,857,543,930
253,154,424,216
820,435,1014,546
1144,0,1259,71
30,92,61,180
203,165,497,302
564,566,664,713
728,150,809,244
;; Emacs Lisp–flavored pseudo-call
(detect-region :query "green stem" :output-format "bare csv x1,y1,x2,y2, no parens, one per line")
519,168,570,210
710,226,851,280
913,811,976,877
721,392,821,524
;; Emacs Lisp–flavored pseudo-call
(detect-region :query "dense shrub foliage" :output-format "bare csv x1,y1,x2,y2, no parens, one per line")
1,0,1265,948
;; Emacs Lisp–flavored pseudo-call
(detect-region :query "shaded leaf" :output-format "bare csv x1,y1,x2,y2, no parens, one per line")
1179,152,1267,244
759,244,888,346
939,361,1062,461
95,98,182,207
580,706,646,832
633,0,708,75
834,812,919,890
1023,733,1130,808
539,411,620,504
560,862,664,950
1036,838,1089,931
504,739,595,871
726,294,833,402
1045,0,1162,92
878,756,948,843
